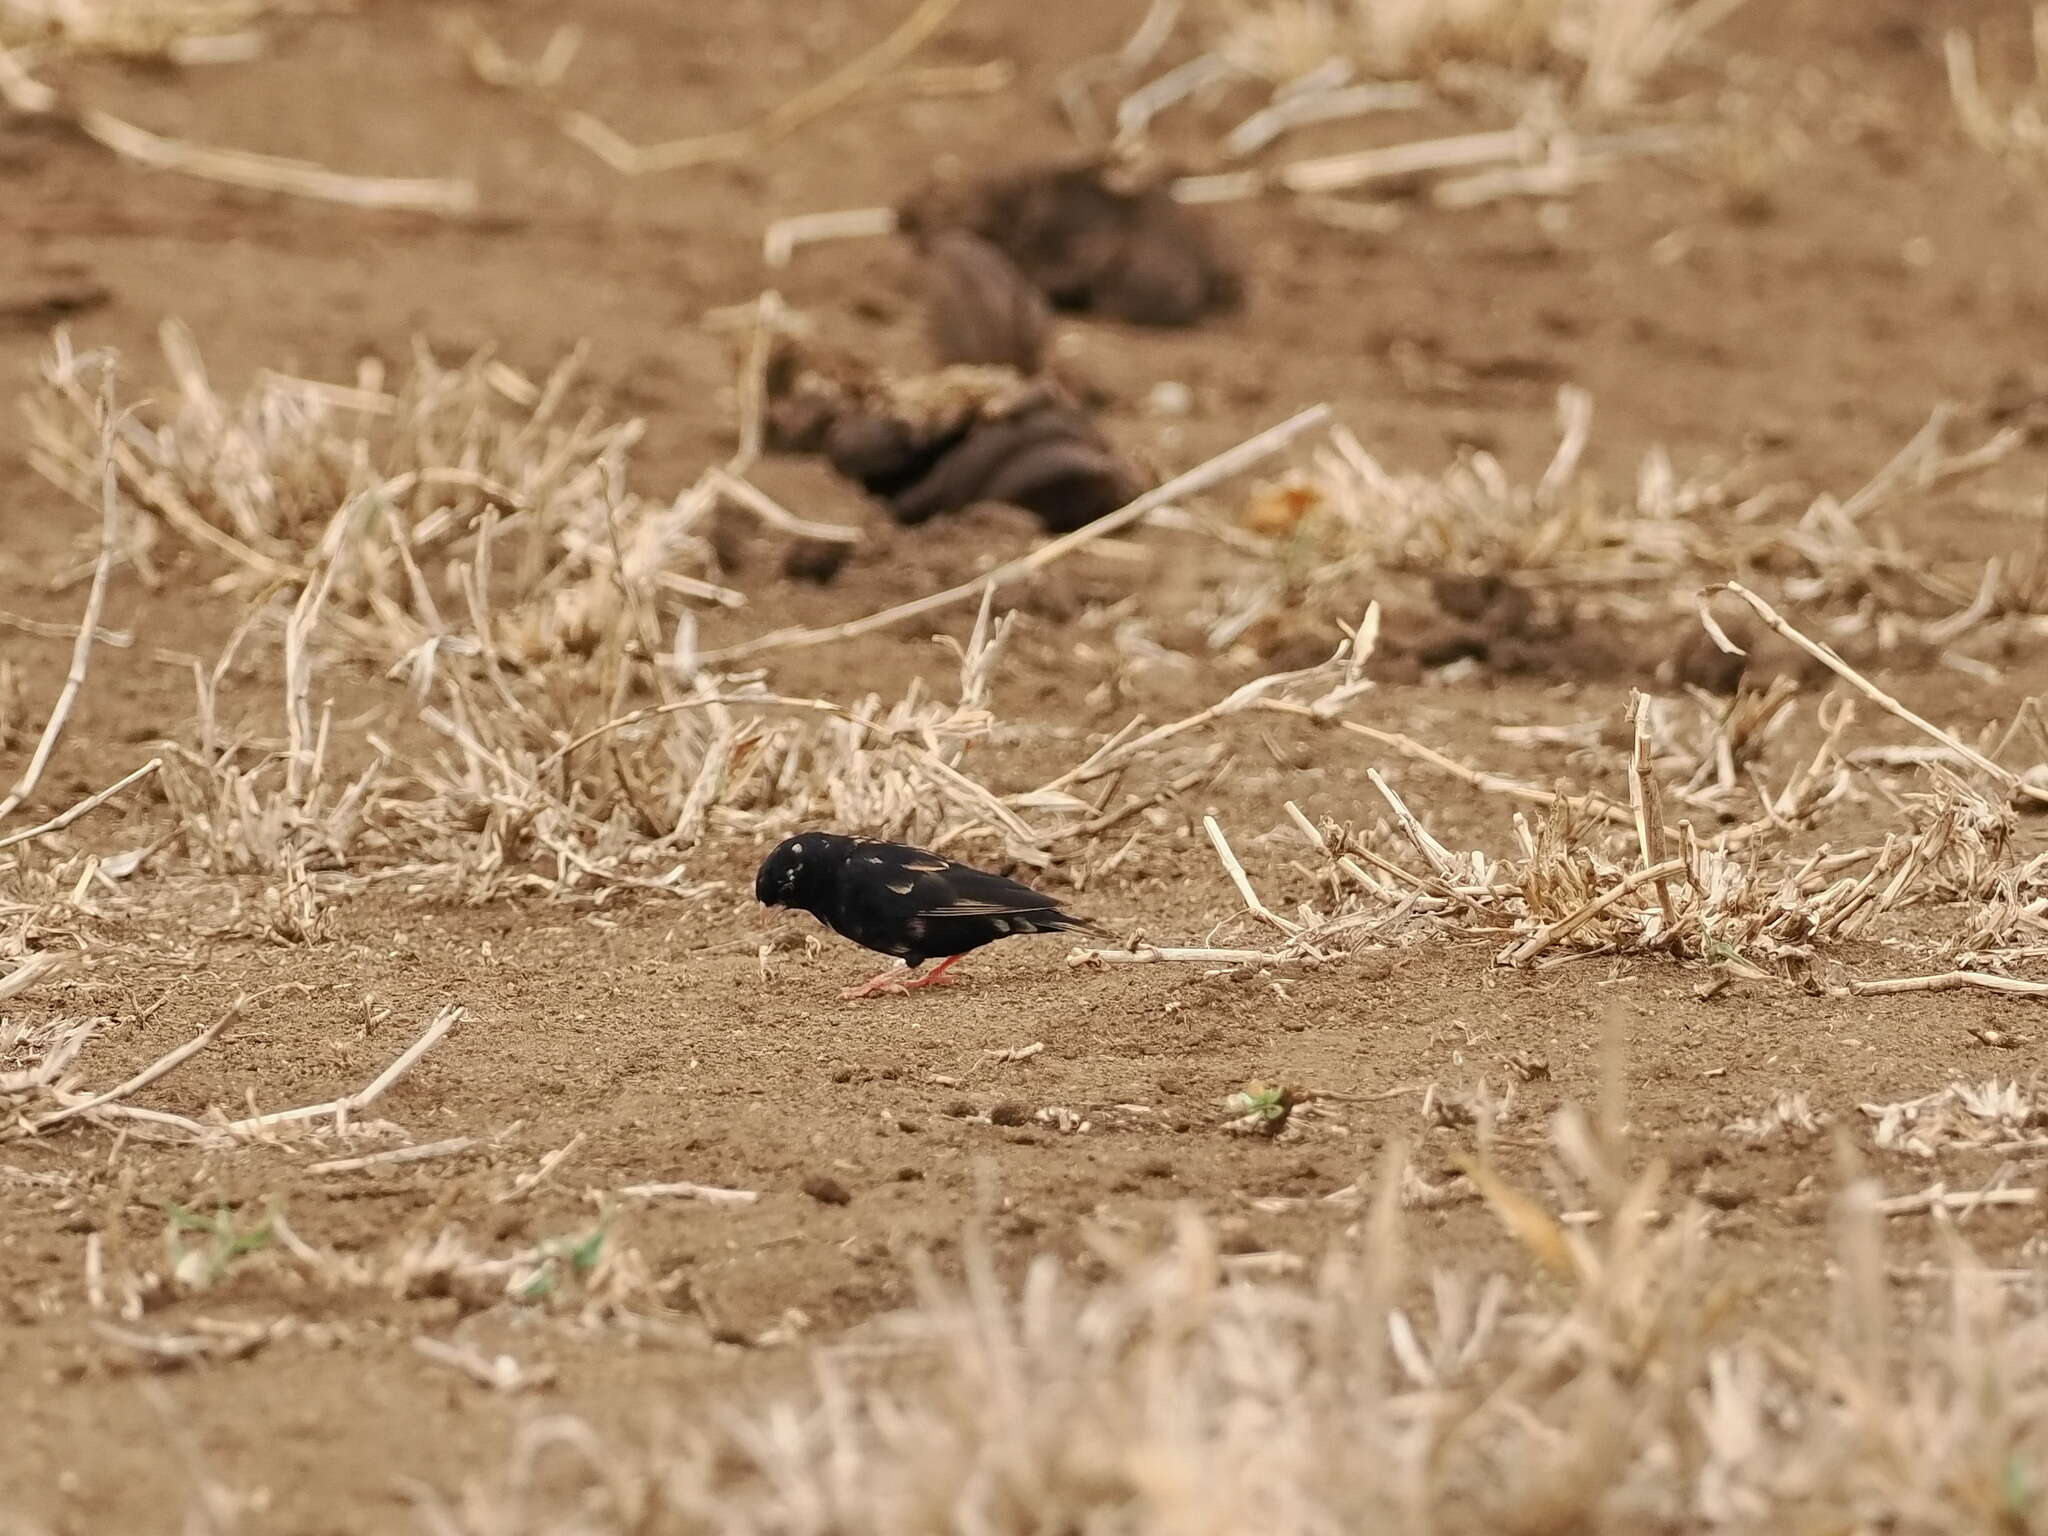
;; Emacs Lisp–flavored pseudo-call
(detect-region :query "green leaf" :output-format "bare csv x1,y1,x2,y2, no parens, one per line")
566,1226,606,1275
164,1202,215,1233
2004,1452,2035,1515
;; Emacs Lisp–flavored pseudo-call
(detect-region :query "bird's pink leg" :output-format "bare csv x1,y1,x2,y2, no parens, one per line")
841,955,969,1000
900,954,967,990
841,964,915,1000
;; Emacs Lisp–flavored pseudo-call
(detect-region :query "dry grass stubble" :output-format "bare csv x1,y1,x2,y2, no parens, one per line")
424,1094,2048,1536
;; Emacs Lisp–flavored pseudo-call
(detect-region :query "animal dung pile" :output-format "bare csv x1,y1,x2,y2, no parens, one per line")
916,228,1053,372
765,339,1146,543
760,157,1242,559
899,156,1241,328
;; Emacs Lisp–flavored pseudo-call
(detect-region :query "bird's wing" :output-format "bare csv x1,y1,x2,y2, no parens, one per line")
880,851,1062,917
856,847,1048,909
839,846,1086,955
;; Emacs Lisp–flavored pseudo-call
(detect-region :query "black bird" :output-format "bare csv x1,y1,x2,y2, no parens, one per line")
755,832,1104,999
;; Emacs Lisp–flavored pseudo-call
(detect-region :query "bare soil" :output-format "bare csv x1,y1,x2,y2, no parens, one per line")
4,0,2048,1530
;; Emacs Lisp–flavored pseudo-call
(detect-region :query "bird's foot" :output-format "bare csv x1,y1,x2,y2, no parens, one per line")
841,971,912,1000
843,956,967,998
900,955,967,990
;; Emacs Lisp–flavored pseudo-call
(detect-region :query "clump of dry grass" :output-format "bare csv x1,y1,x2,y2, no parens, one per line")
132,528,1377,912
25,325,706,630
1060,403,2046,990
12,328,2038,978
11,327,2041,990
421,1112,2048,1536
1277,711,2047,979
1204,589,2048,984
1056,0,1741,181
1723,1088,1827,1145
1091,393,2030,750
0,0,277,61
1212,0,1740,110
1038,0,1740,217
1187,387,1742,652
1195,394,2023,667
1865,1079,2048,1159
15,333,1373,918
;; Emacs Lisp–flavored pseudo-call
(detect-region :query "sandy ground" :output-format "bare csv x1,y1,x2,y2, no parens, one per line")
4,0,2048,1529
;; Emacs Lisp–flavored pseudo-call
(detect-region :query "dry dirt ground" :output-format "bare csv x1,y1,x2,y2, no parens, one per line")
5,0,2048,1531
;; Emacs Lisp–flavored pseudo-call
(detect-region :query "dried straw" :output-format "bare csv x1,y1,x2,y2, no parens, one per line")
560,0,964,175
1706,582,2048,807
0,44,476,214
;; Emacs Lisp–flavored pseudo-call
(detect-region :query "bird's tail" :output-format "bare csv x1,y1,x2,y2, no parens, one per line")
1053,910,1113,941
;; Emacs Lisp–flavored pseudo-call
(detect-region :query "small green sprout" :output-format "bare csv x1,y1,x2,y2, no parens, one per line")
512,1209,614,1304
1223,1081,1298,1136
164,1202,276,1289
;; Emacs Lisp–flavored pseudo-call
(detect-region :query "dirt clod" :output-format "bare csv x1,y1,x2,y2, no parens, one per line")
781,537,854,585
918,228,1052,372
1670,601,1837,696
900,157,1239,327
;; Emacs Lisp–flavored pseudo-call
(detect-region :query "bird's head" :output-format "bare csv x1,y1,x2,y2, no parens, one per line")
754,832,847,914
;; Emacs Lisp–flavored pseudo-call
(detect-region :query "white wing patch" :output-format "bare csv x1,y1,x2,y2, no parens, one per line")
924,900,1056,919
888,879,916,895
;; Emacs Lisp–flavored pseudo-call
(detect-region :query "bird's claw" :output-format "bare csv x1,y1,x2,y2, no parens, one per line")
843,953,967,999
841,976,911,1000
